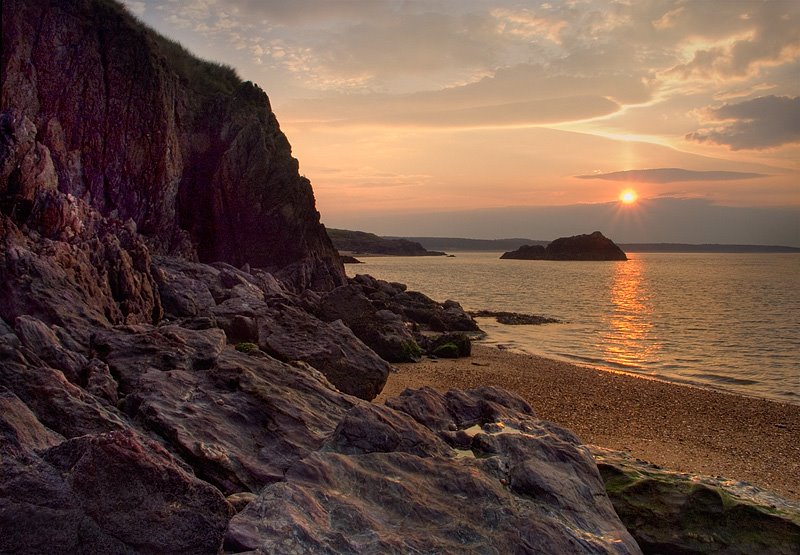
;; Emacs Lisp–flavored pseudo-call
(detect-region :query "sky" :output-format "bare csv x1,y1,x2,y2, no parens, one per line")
124,0,800,244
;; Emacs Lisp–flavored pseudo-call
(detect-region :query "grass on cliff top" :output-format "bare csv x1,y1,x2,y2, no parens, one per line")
104,0,242,96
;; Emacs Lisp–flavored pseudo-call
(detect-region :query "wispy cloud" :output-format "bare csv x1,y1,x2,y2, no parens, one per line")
576,168,768,183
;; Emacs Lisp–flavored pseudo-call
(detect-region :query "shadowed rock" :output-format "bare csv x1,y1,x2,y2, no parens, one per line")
501,231,628,261
1,427,232,554
258,304,391,400
593,447,800,555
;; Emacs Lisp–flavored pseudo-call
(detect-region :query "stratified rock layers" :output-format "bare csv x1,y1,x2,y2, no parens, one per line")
2,0,343,291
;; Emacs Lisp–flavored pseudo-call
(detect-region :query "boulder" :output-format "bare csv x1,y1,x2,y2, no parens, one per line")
0,428,232,554
224,387,640,554
594,447,800,554
318,284,421,362
258,304,391,400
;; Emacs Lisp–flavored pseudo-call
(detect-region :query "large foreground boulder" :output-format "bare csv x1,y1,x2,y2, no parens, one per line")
225,387,641,554
0,393,232,555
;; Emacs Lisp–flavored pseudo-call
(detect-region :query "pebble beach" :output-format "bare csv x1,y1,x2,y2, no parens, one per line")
378,343,800,501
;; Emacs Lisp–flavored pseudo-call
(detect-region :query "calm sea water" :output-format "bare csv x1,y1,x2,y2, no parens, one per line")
346,252,800,405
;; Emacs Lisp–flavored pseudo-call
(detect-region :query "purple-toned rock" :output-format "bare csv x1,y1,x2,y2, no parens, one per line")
319,284,421,362
1,428,232,554
258,304,391,400
3,0,346,290
225,388,640,554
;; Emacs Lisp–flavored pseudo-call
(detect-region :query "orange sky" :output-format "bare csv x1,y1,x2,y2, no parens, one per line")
127,0,799,241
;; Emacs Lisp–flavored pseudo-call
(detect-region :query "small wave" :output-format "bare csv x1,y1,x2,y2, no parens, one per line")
687,373,760,386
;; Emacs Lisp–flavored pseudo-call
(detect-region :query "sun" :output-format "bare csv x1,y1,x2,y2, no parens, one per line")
619,189,638,205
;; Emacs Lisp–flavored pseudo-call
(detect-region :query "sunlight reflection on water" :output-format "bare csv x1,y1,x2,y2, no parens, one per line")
347,252,800,404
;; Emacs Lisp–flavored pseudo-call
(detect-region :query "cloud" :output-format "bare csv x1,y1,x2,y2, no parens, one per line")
576,168,769,183
687,96,800,150
279,62,650,127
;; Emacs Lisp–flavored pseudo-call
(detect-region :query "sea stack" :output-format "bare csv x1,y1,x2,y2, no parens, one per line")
501,231,628,261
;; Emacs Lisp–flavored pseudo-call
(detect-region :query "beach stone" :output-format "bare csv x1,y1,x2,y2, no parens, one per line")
593,447,800,555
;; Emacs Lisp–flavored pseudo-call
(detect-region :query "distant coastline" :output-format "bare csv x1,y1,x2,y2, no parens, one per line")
388,235,800,254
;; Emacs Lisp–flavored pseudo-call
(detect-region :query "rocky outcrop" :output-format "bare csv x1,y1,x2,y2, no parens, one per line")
593,447,800,555
0,391,232,554
225,387,641,554
2,0,344,291
501,231,628,261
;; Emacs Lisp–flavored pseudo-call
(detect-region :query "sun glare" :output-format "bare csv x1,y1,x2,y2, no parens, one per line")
620,189,638,205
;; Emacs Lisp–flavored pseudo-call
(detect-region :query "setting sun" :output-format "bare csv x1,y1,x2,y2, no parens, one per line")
620,189,638,204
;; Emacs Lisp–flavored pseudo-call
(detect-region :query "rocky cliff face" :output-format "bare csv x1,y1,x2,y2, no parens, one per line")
2,0,343,291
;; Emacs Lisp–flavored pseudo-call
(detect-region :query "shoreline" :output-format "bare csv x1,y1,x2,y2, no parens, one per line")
377,343,800,501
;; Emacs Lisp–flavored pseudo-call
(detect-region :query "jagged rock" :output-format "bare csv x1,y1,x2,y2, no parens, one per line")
501,231,628,261
14,315,88,383
89,323,356,494
0,427,232,555
0,346,127,439
0,386,63,451
386,385,536,433
225,388,640,554
593,447,800,555
0,211,162,347
258,304,391,400
319,284,421,362
350,274,480,333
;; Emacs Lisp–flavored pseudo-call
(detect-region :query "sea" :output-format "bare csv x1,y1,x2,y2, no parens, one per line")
345,252,800,406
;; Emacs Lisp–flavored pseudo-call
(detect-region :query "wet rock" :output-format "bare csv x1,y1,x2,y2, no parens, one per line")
0,429,232,555
258,304,391,400
593,447,800,555
421,332,472,358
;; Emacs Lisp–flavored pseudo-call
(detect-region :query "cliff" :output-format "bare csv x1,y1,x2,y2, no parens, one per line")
501,231,628,261
1,0,344,290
